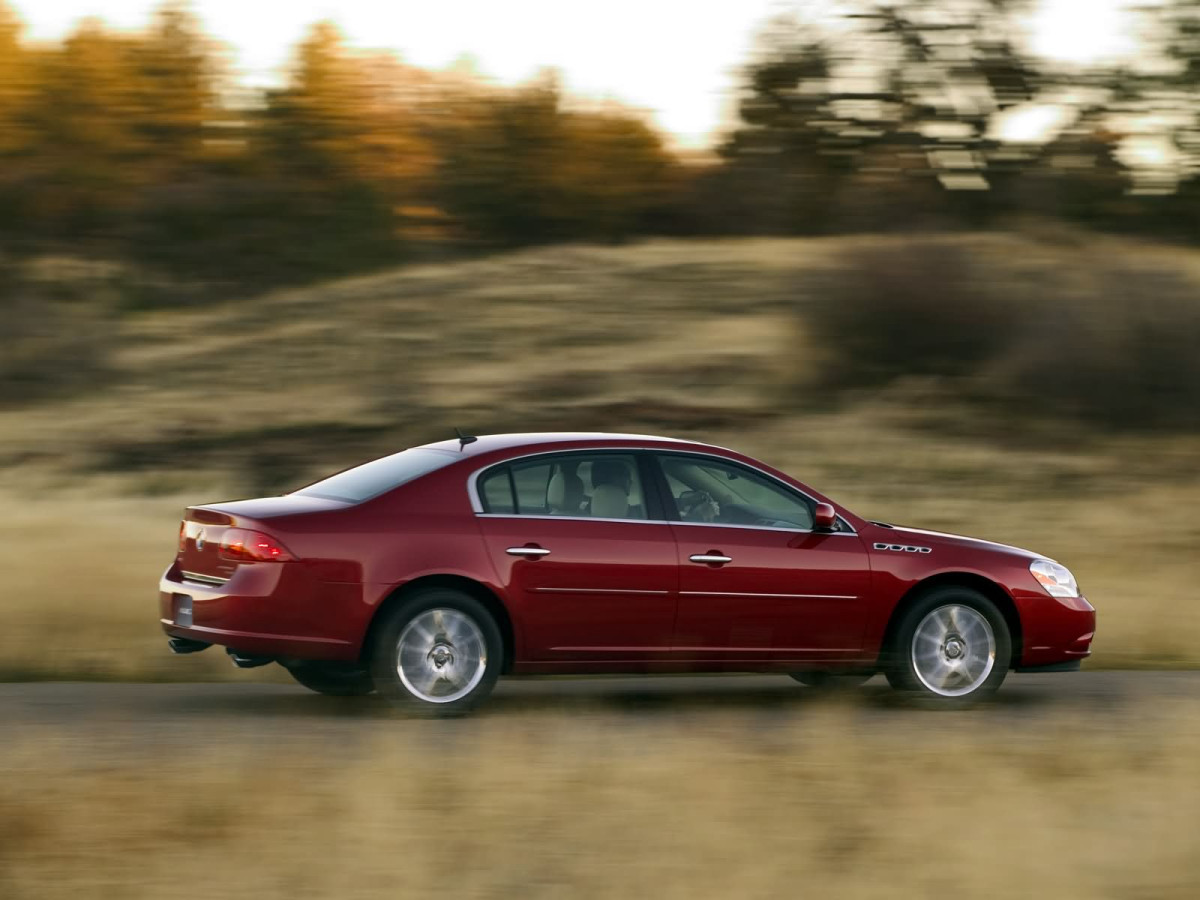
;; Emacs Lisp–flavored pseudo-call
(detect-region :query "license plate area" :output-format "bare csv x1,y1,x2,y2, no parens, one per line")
174,594,193,627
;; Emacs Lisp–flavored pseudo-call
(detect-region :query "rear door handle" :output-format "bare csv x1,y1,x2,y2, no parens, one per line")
507,546,551,558
689,553,732,565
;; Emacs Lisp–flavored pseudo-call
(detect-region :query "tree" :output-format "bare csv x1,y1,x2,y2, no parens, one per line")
435,72,677,244
246,21,439,274
717,2,1052,232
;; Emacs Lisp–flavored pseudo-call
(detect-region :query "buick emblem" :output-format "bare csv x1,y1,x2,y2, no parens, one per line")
195,529,205,551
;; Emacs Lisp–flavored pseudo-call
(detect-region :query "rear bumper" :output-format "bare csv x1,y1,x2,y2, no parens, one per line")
159,562,365,662
1016,593,1095,669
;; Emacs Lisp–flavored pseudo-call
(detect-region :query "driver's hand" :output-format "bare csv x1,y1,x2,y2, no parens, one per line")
678,490,718,522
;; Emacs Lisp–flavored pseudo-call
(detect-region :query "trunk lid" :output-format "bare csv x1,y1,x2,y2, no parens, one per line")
177,494,349,582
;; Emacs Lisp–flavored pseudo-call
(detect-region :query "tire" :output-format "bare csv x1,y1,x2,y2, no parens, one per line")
370,588,503,717
885,586,1011,707
285,661,375,696
789,671,873,689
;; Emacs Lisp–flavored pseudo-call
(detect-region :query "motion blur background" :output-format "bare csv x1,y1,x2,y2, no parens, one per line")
2,1,1200,897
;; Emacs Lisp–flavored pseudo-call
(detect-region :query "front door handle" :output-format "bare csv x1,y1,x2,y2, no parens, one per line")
689,553,732,565
507,546,551,558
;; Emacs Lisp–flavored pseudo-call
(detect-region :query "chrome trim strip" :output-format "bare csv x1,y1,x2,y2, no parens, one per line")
533,587,670,595
481,513,664,525
180,570,230,587
670,646,864,654
465,447,857,535
680,591,859,600
476,512,858,536
672,519,858,536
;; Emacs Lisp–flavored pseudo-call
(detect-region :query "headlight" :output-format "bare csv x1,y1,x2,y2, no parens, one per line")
1029,559,1079,598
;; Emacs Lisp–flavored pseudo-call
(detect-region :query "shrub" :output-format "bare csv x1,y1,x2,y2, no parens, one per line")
995,265,1200,430
0,259,116,405
802,239,1020,387
799,237,1200,431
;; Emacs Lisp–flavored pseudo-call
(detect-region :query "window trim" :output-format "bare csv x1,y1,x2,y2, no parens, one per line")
466,447,856,535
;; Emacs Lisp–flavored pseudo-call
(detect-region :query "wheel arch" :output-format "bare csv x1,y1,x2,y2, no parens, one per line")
359,574,516,674
878,572,1023,668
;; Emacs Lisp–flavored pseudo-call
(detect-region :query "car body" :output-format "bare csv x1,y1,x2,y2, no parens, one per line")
160,432,1096,711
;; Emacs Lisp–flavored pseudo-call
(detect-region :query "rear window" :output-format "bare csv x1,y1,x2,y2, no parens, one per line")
293,448,457,503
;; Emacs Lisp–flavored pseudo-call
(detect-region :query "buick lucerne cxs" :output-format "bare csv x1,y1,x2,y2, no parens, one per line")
160,433,1095,713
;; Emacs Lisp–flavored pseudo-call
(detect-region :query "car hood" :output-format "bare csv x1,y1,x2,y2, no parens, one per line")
872,523,1043,561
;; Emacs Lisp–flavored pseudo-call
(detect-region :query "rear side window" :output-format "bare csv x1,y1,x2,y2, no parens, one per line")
478,468,516,514
294,448,457,503
476,453,648,520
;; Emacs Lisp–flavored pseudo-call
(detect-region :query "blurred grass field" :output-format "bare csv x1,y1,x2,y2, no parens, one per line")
2,231,1199,679
3,698,1199,899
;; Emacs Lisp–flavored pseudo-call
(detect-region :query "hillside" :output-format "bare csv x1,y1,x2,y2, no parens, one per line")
2,233,1199,678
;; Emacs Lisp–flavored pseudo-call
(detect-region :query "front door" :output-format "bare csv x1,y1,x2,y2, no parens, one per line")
653,452,871,663
476,451,677,663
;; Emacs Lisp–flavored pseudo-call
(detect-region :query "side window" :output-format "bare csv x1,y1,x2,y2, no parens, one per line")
478,467,515,514
658,455,815,530
480,453,648,520
512,461,553,514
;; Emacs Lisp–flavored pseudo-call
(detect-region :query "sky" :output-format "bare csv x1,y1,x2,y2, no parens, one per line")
10,0,1144,149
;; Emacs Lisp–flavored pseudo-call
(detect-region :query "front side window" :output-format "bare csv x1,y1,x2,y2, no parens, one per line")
658,454,815,530
477,453,648,521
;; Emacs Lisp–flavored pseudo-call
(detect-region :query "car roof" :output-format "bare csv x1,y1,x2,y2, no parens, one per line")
416,432,718,457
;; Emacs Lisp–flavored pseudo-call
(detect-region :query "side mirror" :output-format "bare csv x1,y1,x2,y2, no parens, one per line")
813,502,838,532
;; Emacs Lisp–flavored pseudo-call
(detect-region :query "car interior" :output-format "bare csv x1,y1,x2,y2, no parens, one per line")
482,453,817,530
660,457,815,530
544,457,646,519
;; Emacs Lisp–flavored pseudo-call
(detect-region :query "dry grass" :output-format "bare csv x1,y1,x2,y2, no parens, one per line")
2,702,1199,899
2,232,1200,678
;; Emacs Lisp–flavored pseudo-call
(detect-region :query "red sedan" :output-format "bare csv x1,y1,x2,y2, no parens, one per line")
160,432,1095,713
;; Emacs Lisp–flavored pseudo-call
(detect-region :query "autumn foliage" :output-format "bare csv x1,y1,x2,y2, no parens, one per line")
0,4,680,284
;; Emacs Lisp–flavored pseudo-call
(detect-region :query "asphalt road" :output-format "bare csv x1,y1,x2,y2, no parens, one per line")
4,672,1198,758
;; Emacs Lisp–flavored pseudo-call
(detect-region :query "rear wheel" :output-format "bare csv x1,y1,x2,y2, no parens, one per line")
370,589,502,717
285,661,375,696
789,671,873,689
886,586,1011,707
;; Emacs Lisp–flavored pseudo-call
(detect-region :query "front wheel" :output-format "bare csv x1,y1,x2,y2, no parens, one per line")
885,587,1011,707
370,589,503,717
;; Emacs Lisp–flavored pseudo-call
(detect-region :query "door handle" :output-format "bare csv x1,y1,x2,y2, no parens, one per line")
689,553,732,565
507,546,551,558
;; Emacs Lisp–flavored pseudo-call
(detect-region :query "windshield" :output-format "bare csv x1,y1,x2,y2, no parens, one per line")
293,448,458,503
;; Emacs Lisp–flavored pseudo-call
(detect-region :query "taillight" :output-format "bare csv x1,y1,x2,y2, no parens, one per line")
218,528,296,562
178,520,186,552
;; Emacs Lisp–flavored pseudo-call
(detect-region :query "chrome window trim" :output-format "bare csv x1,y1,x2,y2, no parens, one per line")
466,447,858,536
670,519,858,537
476,513,665,526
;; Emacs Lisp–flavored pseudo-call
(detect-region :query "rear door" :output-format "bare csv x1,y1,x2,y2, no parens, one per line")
475,451,678,663
651,452,871,663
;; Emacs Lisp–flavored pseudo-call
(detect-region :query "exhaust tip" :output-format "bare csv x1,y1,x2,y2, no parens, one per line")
226,648,275,669
168,636,211,655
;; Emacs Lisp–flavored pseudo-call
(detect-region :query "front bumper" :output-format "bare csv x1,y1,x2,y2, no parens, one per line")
1016,592,1095,669
159,561,366,662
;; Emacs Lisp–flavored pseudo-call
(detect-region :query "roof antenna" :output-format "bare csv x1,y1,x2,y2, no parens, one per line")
454,427,478,450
